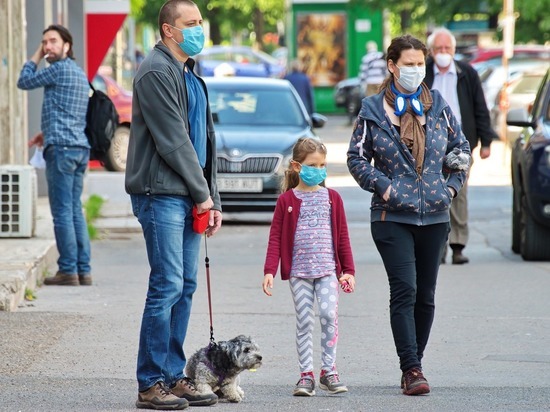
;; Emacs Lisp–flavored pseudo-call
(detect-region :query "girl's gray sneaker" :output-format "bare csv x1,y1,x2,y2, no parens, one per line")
319,372,348,394
293,376,315,396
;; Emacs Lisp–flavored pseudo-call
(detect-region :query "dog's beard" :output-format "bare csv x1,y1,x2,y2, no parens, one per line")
233,348,262,371
239,353,262,370
223,336,263,372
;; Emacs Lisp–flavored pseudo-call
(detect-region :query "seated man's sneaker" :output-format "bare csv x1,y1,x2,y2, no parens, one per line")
170,377,218,406
136,381,189,410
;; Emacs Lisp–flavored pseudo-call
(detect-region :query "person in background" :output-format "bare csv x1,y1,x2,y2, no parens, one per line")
125,0,222,409
347,34,470,396
284,60,315,116
425,27,498,264
135,45,145,70
263,137,355,398
359,41,388,97
17,24,92,287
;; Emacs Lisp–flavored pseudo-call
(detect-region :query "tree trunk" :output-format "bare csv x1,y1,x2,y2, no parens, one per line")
210,20,222,45
253,7,264,48
204,7,222,45
400,9,412,32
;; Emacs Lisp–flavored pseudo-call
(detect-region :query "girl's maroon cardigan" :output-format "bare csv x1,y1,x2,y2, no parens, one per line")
263,188,355,280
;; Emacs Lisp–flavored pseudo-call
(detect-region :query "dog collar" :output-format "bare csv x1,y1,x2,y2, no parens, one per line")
391,82,423,116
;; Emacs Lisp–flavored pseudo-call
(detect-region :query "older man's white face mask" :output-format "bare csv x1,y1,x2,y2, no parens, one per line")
434,53,453,68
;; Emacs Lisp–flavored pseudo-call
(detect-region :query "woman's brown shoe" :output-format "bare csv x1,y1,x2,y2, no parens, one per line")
402,368,430,396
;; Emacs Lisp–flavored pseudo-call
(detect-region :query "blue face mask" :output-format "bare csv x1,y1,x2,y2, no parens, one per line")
171,25,205,56
299,164,327,186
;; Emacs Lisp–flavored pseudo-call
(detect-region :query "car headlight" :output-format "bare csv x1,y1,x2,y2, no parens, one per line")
277,155,292,175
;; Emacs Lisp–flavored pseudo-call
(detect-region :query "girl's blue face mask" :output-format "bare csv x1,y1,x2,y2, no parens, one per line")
299,164,327,186
170,25,205,56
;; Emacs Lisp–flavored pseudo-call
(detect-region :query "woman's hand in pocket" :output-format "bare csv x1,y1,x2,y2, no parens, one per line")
382,185,392,202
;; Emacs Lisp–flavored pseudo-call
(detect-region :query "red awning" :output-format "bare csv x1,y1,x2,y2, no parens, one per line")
85,0,129,80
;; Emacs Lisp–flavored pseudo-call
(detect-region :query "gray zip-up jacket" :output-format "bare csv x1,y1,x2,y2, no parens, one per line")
347,89,470,226
125,42,221,210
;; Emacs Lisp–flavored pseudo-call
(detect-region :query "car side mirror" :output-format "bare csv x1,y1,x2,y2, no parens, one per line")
311,113,327,129
506,108,536,128
212,112,219,124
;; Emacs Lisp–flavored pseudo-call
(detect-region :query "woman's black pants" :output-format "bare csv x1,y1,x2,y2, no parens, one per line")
372,221,449,372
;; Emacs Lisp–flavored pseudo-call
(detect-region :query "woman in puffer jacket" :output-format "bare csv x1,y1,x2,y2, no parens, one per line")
347,34,470,396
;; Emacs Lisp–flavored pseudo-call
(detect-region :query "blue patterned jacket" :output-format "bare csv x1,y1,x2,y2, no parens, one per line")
347,89,470,226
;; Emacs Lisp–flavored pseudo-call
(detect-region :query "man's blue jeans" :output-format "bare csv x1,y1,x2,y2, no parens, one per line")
44,145,91,275
131,194,201,392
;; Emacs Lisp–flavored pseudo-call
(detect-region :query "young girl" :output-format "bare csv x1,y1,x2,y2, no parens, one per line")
262,137,355,397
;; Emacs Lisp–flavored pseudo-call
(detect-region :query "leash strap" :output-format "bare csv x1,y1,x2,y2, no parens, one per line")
204,235,215,343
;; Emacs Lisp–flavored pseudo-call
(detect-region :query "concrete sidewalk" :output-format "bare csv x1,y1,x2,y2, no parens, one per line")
0,118,512,311
0,197,57,311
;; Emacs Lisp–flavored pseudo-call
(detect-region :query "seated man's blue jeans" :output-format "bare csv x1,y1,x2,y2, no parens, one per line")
44,145,91,275
131,194,200,392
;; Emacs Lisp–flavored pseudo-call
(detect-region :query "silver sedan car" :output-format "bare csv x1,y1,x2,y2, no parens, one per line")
205,77,326,211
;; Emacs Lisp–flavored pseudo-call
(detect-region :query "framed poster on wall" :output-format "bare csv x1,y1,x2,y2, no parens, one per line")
296,13,346,87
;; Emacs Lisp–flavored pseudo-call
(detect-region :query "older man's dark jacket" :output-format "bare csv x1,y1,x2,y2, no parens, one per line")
425,58,498,150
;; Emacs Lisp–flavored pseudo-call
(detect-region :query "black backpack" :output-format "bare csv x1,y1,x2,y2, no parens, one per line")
85,82,119,161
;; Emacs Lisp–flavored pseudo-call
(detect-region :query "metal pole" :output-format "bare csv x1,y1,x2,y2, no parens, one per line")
501,0,515,154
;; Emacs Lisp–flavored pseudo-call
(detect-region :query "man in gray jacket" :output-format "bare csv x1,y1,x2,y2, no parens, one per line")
125,1,221,409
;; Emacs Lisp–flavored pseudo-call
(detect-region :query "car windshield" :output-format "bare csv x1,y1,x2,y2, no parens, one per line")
512,75,545,94
200,48,280,65
252,49,280,65
209,88,307,127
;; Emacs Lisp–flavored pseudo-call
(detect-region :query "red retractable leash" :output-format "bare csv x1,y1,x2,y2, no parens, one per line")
193,206,216,344
203,235,215,344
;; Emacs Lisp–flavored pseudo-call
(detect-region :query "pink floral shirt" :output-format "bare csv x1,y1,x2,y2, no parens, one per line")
290,188,336,278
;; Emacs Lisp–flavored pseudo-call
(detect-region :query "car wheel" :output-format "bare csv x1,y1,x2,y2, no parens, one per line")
103,125,130,172
511,159,521,253
519,195,550,261
511,186,521,253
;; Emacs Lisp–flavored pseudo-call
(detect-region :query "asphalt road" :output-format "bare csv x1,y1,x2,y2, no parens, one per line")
1,115,549,411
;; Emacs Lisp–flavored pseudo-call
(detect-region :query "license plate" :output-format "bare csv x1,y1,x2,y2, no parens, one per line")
217,178,263,193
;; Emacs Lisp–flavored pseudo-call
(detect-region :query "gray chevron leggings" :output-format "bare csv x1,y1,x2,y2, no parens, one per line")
289,275,339,374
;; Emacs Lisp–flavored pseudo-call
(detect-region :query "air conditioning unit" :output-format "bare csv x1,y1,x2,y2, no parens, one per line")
0,165,37,238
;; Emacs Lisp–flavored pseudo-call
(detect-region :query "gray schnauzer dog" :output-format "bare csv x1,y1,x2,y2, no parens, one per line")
185,335,262,403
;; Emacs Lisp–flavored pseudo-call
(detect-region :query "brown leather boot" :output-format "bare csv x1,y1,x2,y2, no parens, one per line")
170,378,218,406
43,272,79,286
136,381,189,410
450,244,469,264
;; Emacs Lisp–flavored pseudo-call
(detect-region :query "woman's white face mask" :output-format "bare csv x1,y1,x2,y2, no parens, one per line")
396,65,426,92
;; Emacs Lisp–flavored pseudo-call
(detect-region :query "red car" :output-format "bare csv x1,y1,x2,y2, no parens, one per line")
90,73,132,171
468,45,550,64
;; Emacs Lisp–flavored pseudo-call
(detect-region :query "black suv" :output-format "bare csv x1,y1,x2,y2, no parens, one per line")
507,68,550,261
